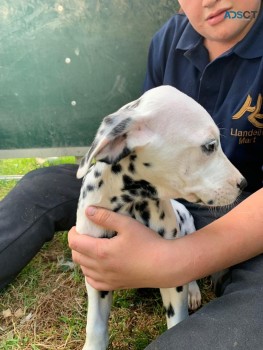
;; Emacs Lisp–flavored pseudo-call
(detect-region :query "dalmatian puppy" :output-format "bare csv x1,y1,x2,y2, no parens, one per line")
76,85,246,350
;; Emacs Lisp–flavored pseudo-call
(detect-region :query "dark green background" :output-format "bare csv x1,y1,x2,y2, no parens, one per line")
0,0,178,154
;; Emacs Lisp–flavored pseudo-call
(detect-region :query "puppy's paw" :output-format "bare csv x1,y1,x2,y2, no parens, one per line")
188,280,202,310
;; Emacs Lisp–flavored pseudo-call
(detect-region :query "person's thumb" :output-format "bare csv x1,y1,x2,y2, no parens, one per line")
85,206,133,233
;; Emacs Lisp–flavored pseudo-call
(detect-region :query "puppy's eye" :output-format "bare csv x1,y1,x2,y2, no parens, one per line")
201,140,218,155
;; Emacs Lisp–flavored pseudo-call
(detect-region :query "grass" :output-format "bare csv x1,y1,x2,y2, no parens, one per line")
0,158,215,350
0,157,75,199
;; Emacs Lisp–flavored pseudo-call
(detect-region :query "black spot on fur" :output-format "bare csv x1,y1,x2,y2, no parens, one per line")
113,204,124,212
104,116,114,125
94,170,102,178
82,189,87,199
128,203,134,215
141,214,150,226
141,190,150,198
123,175,134,187
121,194,133,203
98,179,104,188
122,174,133,187
135,201,148,212
135,201,150,226
159,211,165,220
111,163,122,174
158,228,165,237
114,146,131,163
128,162,136,174
87,185,95,192
177,210,185,224
173,228,178,237
176,286,183,293
122,175,157,199
166,304,175,318
110,196,118,203
143,163,152,167
207,200,214,205
100,291,109,298
128,189,138,196
99,156,111,164
110,118,132,136
130,154,137,162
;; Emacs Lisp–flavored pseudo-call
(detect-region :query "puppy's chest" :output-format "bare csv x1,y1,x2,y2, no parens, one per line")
78,162,179,239
110,195,179,240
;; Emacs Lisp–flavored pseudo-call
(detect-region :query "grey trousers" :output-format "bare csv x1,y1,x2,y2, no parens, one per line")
145,254,263,350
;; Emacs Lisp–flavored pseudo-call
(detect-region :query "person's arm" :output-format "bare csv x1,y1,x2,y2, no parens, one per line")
68,188,263,291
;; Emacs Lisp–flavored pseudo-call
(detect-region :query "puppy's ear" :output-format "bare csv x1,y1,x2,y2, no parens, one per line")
77,98,153,178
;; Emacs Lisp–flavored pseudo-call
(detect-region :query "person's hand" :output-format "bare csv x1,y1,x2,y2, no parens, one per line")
68,207,168,291
68,189,263,291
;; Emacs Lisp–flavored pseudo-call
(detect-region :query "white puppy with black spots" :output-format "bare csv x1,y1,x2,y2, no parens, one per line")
76,85,246,350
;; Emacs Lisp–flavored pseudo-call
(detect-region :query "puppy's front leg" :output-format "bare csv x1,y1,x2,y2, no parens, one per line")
83,279,113,350
160,286,189,329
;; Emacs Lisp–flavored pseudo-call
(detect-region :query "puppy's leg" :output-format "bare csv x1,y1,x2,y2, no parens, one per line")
188,280,202,310
83,280,112,350
170,200,202,311
160,286,188,329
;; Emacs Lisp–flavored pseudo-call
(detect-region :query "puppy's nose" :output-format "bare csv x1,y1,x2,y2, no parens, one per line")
237,178,248,191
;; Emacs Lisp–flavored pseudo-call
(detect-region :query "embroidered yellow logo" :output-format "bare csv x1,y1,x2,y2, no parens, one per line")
232,94,263,128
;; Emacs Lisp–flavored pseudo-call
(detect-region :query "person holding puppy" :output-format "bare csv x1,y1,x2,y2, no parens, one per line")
0,0,262,348
69,1,263,349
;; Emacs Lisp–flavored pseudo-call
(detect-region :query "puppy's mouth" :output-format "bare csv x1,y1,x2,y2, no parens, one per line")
195,198,215,206
195,198,204,204
183,191,216,206
186,193,214,206
184,193,211,206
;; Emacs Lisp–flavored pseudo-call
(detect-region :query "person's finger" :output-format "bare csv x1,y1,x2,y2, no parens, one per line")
86,206,135,233
68,226,100,258
85,275,114,291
